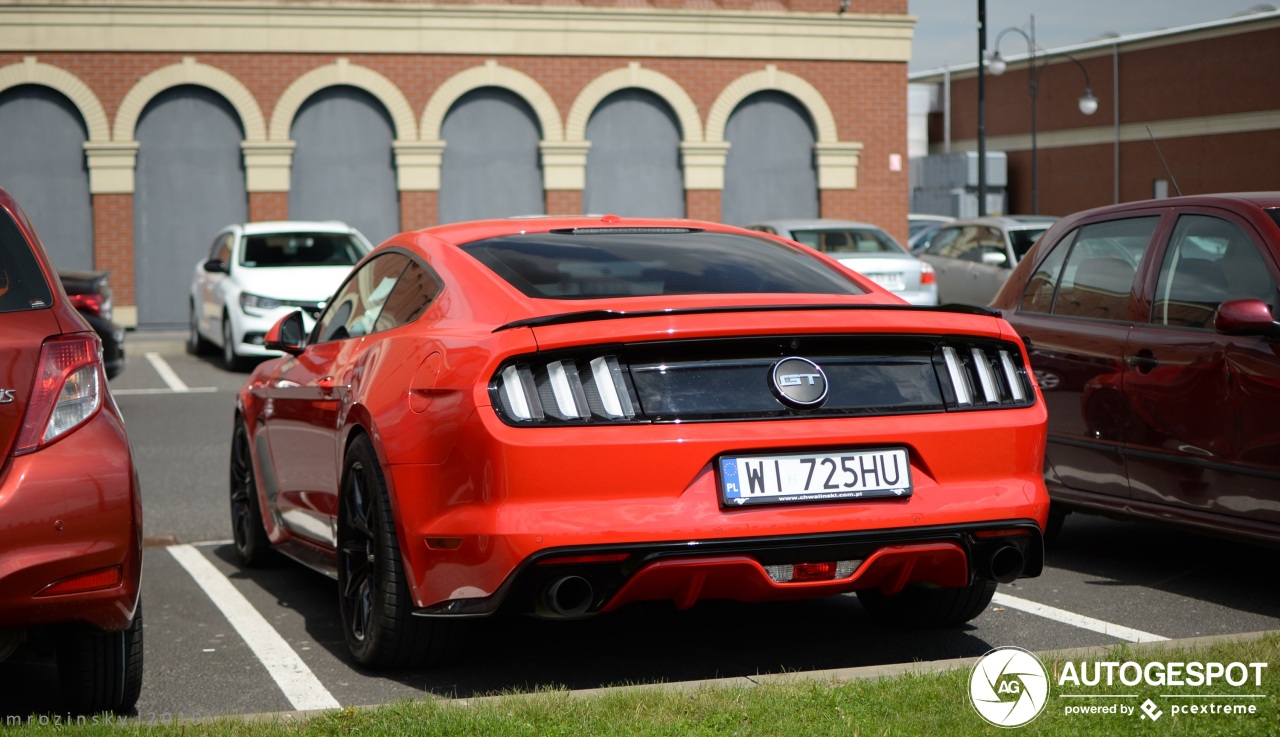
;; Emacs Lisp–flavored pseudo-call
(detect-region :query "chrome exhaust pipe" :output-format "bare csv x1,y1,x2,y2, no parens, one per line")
984,545,1025,584
542,575,594,617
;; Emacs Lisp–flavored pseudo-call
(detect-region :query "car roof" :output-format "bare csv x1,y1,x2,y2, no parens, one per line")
745,218,891,232
1059,192,1280,220
941,215,1059,230
232,221,360,236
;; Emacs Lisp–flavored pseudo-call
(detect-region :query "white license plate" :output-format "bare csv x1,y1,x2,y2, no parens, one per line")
719,448,912,507
865,272,905,291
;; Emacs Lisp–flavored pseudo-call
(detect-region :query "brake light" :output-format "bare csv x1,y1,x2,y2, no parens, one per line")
919,261,936,285
68,292,107,318
763,559,861,583
14,333,103,455
36,566,122,597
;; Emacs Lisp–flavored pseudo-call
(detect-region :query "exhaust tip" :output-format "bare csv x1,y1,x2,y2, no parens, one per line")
542,575,594,618
986,545,1025,584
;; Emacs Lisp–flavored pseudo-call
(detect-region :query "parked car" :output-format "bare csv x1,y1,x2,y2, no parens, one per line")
0,187,143,712
58,270,126,379
991,193,1280,546
231,215,1048,669
908,220,946,254
918,215,1058,306
745,219,938,305
188,221,373,370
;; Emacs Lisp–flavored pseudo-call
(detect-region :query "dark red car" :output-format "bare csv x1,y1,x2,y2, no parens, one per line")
0,187,143,712
992,193,1280,545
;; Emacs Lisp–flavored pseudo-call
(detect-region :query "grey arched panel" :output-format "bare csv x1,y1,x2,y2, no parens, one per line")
439,88,543,223
134,85,247,326
583,89,684,218
0,85,92,270
720,91,818,226
289,85,399,246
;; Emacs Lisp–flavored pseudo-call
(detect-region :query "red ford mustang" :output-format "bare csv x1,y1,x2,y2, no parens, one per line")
232,216,1049,668
0,187,143,711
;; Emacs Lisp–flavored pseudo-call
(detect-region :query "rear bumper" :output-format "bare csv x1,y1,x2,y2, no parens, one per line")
416,520,1043,617
0,407,142,632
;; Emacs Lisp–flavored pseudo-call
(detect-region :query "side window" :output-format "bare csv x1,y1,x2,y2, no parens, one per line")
1052,217,1158,321
312,253,410,344
1153,215,1279,329
1019,228,1077,314
372,260,442,333
927,226,975,259
209,233,233,264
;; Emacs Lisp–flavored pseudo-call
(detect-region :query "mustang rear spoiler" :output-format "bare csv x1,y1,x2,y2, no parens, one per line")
494,303,1001,332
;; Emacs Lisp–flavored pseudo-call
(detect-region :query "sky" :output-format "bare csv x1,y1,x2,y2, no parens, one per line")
907,1,1273,72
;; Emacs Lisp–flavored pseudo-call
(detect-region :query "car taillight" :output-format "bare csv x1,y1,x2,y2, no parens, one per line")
919,261,936,285
938,343,1031,409
14,333,104,455
491,354,639,425
68,292,108,319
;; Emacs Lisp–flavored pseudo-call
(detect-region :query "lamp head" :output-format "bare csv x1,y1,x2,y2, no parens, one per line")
1078,88,1099,115
987,52,1007,76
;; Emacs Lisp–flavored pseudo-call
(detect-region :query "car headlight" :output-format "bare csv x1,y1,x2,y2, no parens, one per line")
239,292,284,312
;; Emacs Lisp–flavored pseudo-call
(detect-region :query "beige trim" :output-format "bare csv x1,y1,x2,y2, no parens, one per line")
393,140,446,191
946,110,1280,154
681,142,731,190
113,56,267,142
268,58,417,141
0,3,915,63
421,60,563,143
0,56,109,142
706,64,840,143
814,141,864,190
241,140,296,192
540,142,592,191
83,141,140,194
565,62,703,143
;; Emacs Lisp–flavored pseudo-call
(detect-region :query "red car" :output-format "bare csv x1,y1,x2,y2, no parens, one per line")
233,216,1049,668
0,188,143,712
992,193,1280,546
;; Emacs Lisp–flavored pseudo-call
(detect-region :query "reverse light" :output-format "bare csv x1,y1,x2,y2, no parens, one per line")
14,333,103,455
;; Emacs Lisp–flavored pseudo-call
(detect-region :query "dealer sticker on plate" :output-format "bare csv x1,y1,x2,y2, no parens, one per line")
719,447,912,507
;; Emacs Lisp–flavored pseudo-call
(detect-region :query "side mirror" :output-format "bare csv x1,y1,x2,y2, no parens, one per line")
981,250,1009,267
264,311,306,355
1215,298,1280,339
203,259,228,274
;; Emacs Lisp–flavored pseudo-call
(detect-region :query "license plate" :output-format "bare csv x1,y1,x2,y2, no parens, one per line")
865,272,905,291
719,448,912,507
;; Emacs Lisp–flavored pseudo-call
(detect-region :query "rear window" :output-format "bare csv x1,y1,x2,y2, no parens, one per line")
240,233,366,268
789,228,906,255
0,209,53,314
461,230,866,299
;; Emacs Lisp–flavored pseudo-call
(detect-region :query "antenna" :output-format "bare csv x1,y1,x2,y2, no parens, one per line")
1146,126,1183,197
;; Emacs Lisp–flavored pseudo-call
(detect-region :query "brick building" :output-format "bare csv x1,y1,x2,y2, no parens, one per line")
0,0,914,326
909,9,1280,220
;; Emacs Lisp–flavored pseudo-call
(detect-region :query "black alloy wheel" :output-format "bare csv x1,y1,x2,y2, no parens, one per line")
187,302,213,355
337,434,460,669
230,416,274,567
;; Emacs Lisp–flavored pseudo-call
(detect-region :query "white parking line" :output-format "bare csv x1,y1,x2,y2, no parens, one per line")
144,352,190,392
993,592,1169,643
167,544,341,712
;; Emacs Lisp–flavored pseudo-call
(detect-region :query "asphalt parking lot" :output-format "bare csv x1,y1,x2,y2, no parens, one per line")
1,330,1277,720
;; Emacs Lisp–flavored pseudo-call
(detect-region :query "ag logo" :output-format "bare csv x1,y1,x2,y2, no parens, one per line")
970,646,1049,728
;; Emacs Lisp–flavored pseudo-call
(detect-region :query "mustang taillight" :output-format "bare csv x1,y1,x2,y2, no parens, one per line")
492,354,639,425
764,560,862,583
938,344,1031,409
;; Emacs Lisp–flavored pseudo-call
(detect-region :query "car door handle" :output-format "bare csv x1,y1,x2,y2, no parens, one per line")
1126,352,1158,374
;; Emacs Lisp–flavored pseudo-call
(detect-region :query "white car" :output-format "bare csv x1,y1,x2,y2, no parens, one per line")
188,221,372,369
745,219,939,306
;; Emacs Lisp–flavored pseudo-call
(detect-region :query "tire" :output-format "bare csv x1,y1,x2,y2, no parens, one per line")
230,415,276,567
337,434,461,669
857,578,997,629
57,600,144,715
222,316,247,371
1044,507,1068,546
187,302,214,355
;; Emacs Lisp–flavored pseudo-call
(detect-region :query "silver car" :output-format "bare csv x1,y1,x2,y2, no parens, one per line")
745,219,938,306
917,216,1057,306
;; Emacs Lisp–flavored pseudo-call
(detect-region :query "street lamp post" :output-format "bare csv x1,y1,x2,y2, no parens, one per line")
987,15,1099,214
